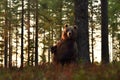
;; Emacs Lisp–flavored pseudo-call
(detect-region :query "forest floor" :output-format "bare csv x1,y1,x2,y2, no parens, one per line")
0,62,120,80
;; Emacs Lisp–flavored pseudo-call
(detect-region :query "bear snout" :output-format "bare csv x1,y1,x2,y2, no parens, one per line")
67,31,72,38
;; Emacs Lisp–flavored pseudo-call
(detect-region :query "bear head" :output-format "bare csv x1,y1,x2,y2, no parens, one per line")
61,24,78,41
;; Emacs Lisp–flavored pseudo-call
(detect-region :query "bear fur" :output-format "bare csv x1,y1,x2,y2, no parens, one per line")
51,24,78,65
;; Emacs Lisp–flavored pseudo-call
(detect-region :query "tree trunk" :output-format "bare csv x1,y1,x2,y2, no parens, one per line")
101,0,109,64
9,18,12,68
16,26,18,67
74,0,90,63
21,0,24,68
8,0,12,68
4,0,8,68
35,0,38,66
27,0,30,66
90,0,94,63
58,0,63,38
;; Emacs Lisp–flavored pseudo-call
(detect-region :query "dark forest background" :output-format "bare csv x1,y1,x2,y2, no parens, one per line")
0,0,120,68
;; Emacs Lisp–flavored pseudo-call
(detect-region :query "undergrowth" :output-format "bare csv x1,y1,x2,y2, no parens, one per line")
0,62,120,80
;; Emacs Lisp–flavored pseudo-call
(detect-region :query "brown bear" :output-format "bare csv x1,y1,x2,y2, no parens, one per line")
51,24,78,65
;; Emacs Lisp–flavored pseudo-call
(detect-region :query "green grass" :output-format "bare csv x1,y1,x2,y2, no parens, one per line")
0,63,120,80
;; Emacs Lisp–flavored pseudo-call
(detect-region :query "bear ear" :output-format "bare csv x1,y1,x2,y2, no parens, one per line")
64,24,68,28
74,25,78,29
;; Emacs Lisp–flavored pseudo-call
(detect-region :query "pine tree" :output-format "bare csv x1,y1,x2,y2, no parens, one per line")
35,0,38,66
101,0,109,64
21,0,24,68
27,0,30,66
74,0,90,63
4,0,8,68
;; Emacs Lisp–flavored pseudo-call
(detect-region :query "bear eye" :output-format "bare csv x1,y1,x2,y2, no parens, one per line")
64,24,68,28
74,25,77,29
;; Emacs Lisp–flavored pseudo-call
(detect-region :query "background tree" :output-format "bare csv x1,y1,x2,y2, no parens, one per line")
101,0,109,63
4,0,8,68
21,0,24,68
8,0,12,68
35,0,39,66
0,0,4,67
27,0,30,66
89,0,95,63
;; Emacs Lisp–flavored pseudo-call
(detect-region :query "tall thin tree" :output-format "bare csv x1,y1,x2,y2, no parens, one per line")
74,0,90,63
58,0,63,38
27,0,30,66
4,0,8,68
101,0,109,64
90,0,94,63
35,0,38,66
8,0,12,68
21,0,24,68
15,26,18,67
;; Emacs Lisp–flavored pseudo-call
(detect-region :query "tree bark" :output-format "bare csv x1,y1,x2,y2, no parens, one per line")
4,0,8,68
101,0,109,64
27,0,30,66
9,17,12,68
21,0,24,68
90,0,94,63
8,0,12,68
74,0,90,63
35,0,38,66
